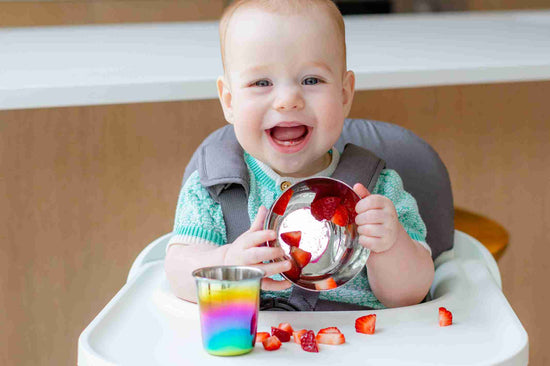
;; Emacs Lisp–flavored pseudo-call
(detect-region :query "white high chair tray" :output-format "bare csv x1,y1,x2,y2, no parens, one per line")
79,234,528,366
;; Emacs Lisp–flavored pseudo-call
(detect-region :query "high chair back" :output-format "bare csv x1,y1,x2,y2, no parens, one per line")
183,119,454,260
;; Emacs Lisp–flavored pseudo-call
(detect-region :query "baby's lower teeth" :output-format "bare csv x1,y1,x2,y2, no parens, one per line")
280,139,298,146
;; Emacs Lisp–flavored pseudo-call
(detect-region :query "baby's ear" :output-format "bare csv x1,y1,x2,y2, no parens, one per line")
342,70,356,117
217,76,234,124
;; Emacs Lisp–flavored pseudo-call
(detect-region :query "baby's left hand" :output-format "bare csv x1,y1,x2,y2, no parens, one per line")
353,183,399,253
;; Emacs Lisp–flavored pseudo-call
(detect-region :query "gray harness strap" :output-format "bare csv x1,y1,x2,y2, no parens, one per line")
198,140,251,242
198,141,386,311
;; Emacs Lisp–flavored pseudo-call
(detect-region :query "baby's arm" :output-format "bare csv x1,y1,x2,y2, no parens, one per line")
353,183,434,308
165,206,292,303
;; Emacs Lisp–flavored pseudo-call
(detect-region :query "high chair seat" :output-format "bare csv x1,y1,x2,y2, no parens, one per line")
78,119,527,364
78,230,528,365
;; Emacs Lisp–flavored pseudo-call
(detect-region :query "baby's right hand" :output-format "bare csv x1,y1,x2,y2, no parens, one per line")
223,206,292,291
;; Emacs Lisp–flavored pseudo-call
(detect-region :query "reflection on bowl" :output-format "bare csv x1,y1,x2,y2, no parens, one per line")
264,177,369,291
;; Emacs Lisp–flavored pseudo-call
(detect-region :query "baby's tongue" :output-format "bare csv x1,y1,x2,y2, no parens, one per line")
270,125,307,141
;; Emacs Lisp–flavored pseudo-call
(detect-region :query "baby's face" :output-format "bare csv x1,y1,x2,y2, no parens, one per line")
218,7,354,177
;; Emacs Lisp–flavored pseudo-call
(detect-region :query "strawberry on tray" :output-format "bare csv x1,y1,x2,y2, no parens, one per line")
439,307,453,327
262,335,282,351
271,326,291,342
300,330,319,353
355,314,376,334
292,329,307,344
316,327,345,345
255,332,270,343
278,322,294,334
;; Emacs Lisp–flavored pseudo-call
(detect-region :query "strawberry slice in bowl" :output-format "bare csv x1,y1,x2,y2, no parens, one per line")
310,196,340,221
282,258,302,282
315,277,338,290
280,230,302,247
290,247,312,268
331,204,349,226
272,188,294,216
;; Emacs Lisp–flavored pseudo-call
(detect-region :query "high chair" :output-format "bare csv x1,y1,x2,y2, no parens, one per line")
78,119,528,365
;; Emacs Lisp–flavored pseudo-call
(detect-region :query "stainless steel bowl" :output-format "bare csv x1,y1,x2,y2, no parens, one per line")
264,177,369,291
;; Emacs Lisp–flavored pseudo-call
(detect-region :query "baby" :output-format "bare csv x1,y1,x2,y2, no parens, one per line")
165,0,434,309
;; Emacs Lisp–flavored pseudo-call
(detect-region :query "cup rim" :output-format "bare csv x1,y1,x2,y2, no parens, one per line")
192,265,265,282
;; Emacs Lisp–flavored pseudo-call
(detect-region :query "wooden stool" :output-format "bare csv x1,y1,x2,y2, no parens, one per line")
454,207,509,260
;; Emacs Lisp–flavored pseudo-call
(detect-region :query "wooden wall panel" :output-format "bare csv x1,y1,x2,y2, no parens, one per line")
0,0,225,27
1,100,227,365
349,81,550,365
2,80,549,364
466,0,550,10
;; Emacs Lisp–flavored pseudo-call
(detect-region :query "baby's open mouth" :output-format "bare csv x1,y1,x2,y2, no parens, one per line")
267,125,309,146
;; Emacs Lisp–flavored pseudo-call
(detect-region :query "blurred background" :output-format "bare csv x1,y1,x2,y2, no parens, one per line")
2,0,549,365
1,0,550,26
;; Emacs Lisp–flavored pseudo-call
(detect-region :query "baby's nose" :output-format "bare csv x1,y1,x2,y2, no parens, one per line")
274,87,305,111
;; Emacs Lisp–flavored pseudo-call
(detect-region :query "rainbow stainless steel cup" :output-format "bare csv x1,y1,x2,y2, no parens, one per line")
192,266,264,356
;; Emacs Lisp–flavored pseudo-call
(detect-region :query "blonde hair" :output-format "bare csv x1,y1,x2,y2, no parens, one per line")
219,0,346,72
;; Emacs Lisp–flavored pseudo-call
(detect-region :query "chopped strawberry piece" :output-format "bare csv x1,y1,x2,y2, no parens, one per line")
300,330,319,353
290,247,312,268
278,322,294,334
439,307,453,327
255,332,270,343
318,326,342,334
280,231,302,247
310,196,340,221
283,258,302,281
340,194,359,223
293,329,308,344
315,277,337,290
262,335,282,351
273,188,293,216
316,332,345,345
271,326,291,342
331,204,349,226
355,314,376,334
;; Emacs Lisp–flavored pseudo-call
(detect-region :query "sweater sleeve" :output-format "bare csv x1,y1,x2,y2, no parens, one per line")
167,170,227,250
372,169,430,254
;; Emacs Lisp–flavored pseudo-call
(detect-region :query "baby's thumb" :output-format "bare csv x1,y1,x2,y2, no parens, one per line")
249,206,267,232
353,183,371,199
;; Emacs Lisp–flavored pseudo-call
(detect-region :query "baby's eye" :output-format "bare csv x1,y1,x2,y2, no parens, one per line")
303,77,321,86
253,79,272,87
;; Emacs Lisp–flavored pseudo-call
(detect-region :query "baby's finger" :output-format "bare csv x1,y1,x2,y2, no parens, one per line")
358,235,383,250
243,246,286,264
353,183,370,199
261,278,293,291
249,205,268,232
358,223,384,238
238,229,276,249
356,209,385,225
356,194,388,213
257,260,292,278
